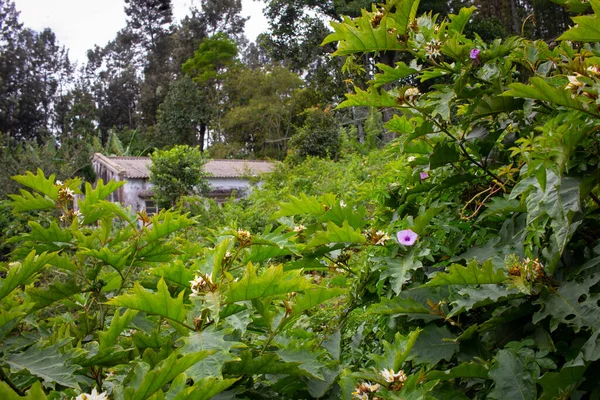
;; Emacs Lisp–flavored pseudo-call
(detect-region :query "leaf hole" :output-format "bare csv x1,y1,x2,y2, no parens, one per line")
577,294,587,303
564,314,576,321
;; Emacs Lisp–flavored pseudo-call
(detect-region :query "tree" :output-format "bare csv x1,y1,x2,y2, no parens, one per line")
289,107,340,159
152,76,210,150
182,33,238,143
219,65,313,158
149,144,210,207
124,0,173,54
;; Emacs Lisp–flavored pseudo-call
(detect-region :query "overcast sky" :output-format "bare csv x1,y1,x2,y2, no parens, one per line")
12,0,269,65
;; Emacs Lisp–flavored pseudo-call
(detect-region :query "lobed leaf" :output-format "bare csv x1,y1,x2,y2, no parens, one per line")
107,278,189,328
424,260,506,287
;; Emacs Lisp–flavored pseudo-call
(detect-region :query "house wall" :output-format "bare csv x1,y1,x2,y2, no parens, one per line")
122,178,154,212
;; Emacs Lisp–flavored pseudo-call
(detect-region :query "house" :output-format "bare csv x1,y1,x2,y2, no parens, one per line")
91,153,275,213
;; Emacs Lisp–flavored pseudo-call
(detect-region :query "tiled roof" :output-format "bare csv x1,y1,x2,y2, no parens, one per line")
92,153,275,179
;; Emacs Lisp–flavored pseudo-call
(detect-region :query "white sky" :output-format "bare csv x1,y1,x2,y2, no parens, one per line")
12,0,269,65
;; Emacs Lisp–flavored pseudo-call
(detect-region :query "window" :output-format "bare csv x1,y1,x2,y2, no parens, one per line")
145,200,158,216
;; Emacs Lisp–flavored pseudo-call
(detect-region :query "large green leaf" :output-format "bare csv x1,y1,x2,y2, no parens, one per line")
0,251,55,301
151,261,195,289
429,142,460,169
337,86,398,109
503,77,593,114
370,330,420,371
538,366,586,400
172,377,239,400
533,273,600,332
11,169,59,200
322,0,419,56
222,264,313,303
368,296,441,321
140,212,195,244
448,284,522,317
488,349,538,400
99,309,139,350
379,252,423,294
179,329,245,380
107,278,189,329
6,342,81,389
426,361,489,380
78,179,126,215
8,190,55,213
79,246,131,272
306,221,366,249
273,194,324,218
0,381,47,399
223,351,309,377
370,62,418,88
290,287,346,318
558,0,600,41
424,260,506,287
408,324,458,367
124,350,214,400
277,347,325,379
26,278,82,312
447,6,476,34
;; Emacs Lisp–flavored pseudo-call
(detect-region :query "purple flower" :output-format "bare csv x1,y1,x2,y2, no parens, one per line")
470,48,480,60
397,229,418,246
420,171,429,180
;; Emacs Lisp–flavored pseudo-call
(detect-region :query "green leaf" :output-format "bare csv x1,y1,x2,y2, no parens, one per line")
424,260,506,287
0,251,55,301
125,351,214,400
488,349,538,400
20,221,73,249
99,309,139,350
223,351,308,377
277,347,325,379
273,194,324,218
140,212,195,244
426,361,489,380
470,95,525,121
78,179,126,215
429,142,460,169
27,278,82,312
8,190,55,213
558,0,600,41
107,278,189,329
538,366,586,400
322,2,419,56
0,381,47,399
370,62,418,88
408,324,459,367
379,252,423,294
172,377,239,400
385,114,415,135
179,329,245,380
6,342,80,389
428,88,455,120
222,264,313,303
151,261,195,289
306,221,366,249
81,200,137,226
80,246,131,272
503,77,592,114
290,287,346,318
11,169,59,200
448,284,522,317
337,85,398,109
447,7,476,34
368,296,441,321
370,330,420,371
533,273,600,332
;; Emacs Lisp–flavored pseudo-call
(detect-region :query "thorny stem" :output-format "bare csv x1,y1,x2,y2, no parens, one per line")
427,117,506,184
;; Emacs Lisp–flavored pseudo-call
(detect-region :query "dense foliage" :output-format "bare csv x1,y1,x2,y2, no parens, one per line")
2,0,600,399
